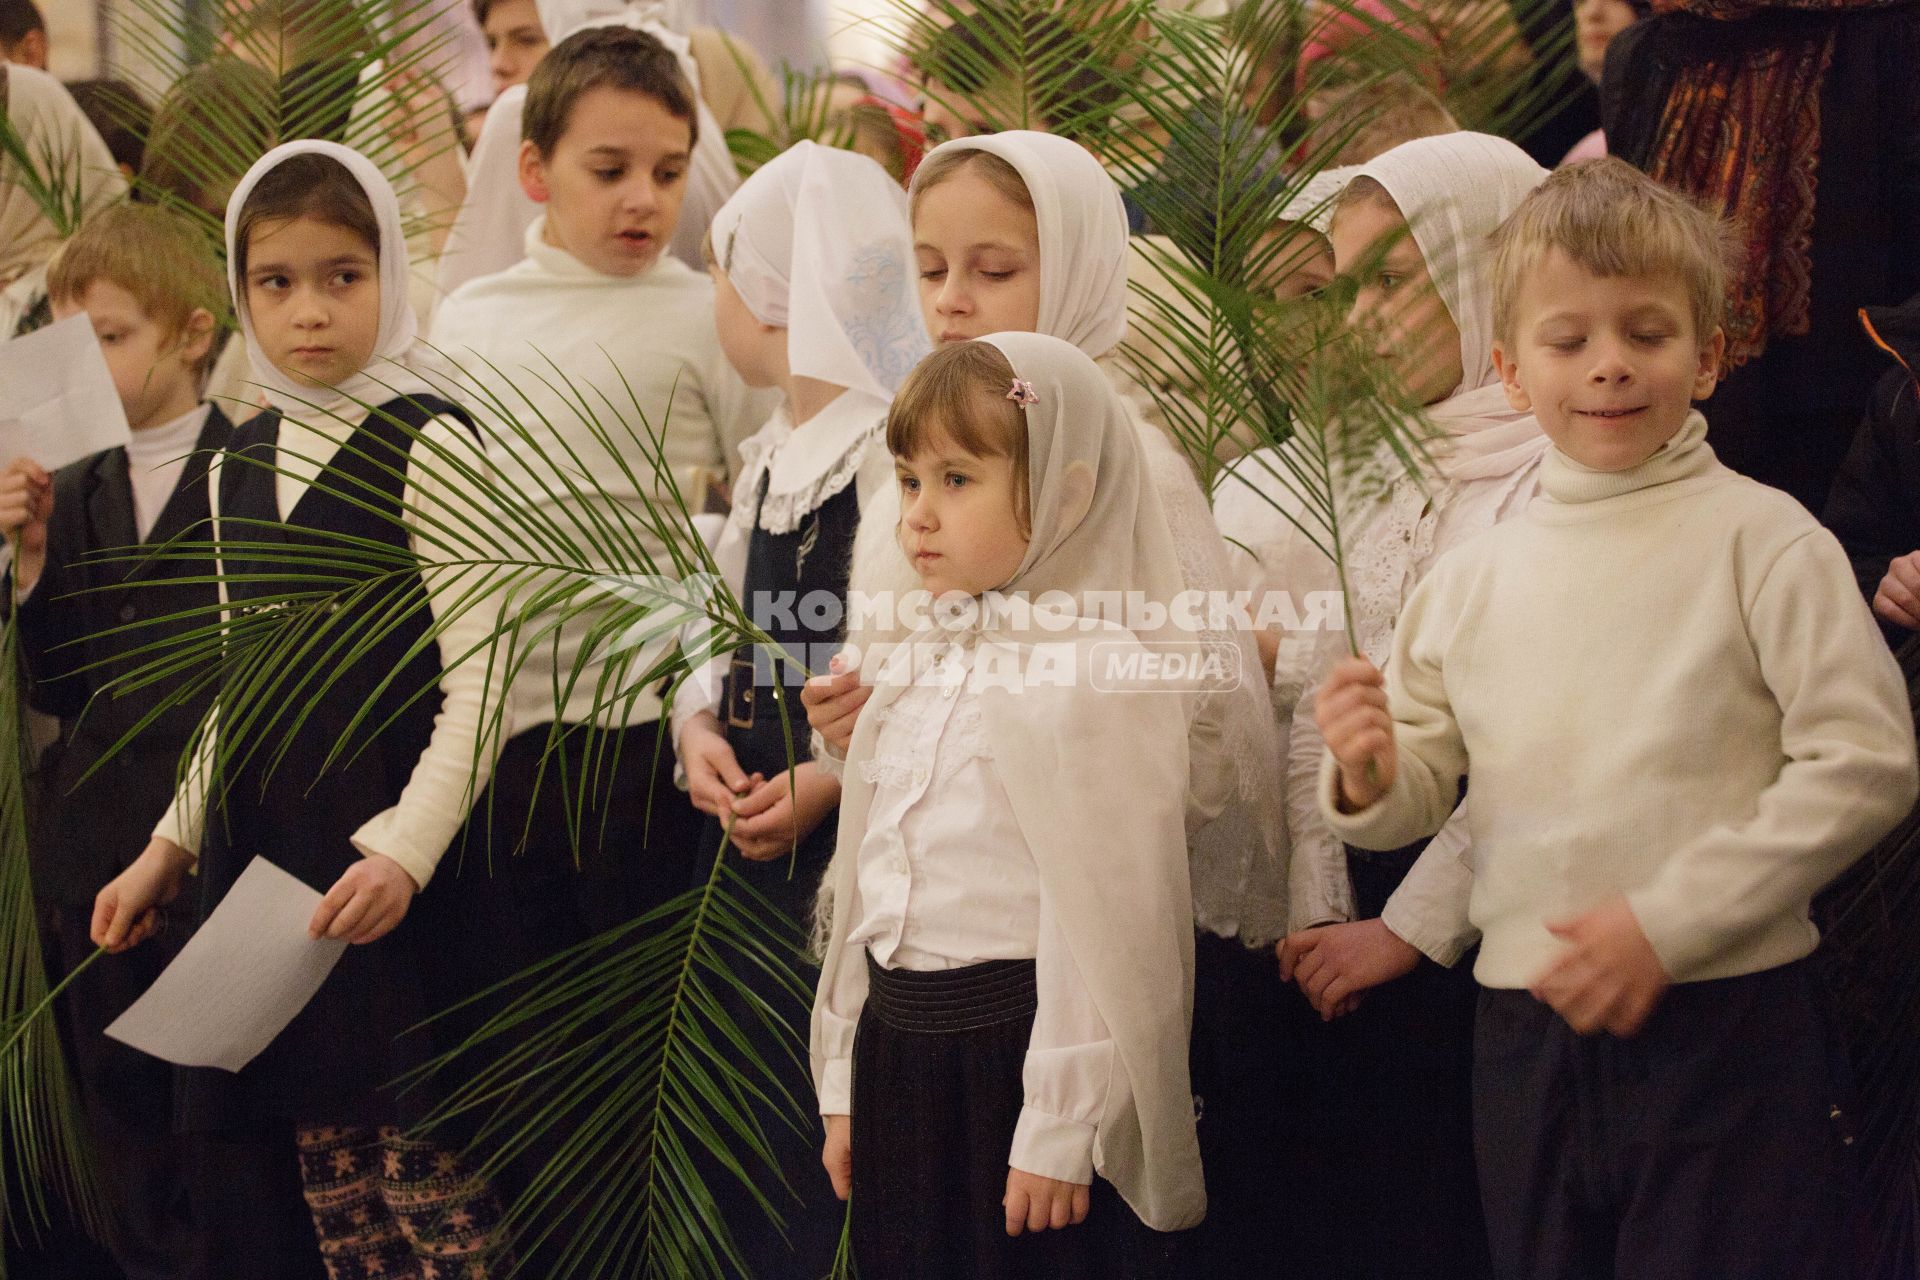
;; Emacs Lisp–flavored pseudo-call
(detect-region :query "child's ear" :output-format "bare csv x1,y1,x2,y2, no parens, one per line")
1491,340,1532,413
1692,326,1726,402
179,308,217,367
517,140,551,205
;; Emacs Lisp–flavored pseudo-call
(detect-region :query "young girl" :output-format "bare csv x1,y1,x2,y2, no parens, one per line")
812,129,1286,937
91,140,510,1280
812,331,1202,1278
669,138,927,1274
1275,131,1548,1280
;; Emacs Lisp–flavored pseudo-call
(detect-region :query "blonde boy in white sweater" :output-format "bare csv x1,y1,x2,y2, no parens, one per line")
1316,158,1918,1279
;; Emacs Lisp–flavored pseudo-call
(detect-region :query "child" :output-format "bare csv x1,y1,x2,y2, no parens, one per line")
667,136,928,1276
3,200,238,1280
434,5,741,300
812,130,1283,934
426,26,766,1259
91,139,511,1280
0,63,124,339
812,332,1202,1278
1315,156,1917,1279
1271,130,1548,1280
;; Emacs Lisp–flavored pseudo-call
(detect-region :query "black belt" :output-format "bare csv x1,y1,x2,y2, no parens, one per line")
864,952,1037,1034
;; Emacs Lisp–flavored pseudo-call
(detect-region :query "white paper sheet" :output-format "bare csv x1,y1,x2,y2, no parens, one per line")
106,857,348,1072
0,312,133,472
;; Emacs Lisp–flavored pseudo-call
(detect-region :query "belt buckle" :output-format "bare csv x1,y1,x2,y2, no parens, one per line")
726,652,757,730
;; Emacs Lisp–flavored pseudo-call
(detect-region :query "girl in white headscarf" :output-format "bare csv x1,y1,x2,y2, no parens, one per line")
1271,130,1547,1280
808,129,1291,949
93,140,512,1277
0,63,126,338
432,0,738,302
667,138,927,1277
813,332,1205,1275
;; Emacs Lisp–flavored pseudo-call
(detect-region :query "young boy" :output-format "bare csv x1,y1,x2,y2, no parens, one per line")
1314,157,1918,1278
1,202,322,1279
427,24,770,1260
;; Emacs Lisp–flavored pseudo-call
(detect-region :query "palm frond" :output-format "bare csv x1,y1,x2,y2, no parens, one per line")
0,612,104,1270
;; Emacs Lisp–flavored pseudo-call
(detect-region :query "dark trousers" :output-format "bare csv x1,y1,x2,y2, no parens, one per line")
850,955,1193,1280
1473,959,1855,1280
187,1126,328,1280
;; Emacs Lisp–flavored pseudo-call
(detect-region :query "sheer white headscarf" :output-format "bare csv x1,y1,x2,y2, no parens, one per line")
432,1,737,300
707,140,927,404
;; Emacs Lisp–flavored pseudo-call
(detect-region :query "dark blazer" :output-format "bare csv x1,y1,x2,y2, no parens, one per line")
1824,294,1920,631
18,404,236,906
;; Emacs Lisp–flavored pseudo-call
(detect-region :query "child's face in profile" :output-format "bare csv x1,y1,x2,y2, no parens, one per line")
1492,249,1723,473
1257,222,1336,302
708,265,782,390
51,281,211,432
1332,198,1464,407
243,215,381,390
895,425,1030,599
483,0,549,96
914,171,1043,347
520,86,691,279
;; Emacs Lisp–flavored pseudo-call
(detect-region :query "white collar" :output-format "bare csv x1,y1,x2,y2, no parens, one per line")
126,403,212,464
738,391,888,534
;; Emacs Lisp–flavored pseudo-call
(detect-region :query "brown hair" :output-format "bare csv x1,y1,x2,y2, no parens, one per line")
908,147,1033,222
233,151,379,282
47,202,232,381
1489,157,1730,348
887,341,1031,536
523,25,696,158
139,57,277,217
1333,173,1401,223
1304,74,1458,167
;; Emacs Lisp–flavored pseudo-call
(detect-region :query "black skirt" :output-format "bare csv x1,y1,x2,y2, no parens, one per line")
849,953,1194,1280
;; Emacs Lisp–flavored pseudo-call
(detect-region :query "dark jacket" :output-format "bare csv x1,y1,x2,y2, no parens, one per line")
19,404,236,906
1822,294,1920,623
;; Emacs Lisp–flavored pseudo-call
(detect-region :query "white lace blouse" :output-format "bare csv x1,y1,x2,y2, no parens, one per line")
817,638,1114,1187
1286,455,1542,957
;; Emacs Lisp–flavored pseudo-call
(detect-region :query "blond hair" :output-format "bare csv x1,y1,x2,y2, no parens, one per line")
46,202,231,381
886,340,1031,537
908,147,1034,222
1489,157,1730,349
1304,74,1458,167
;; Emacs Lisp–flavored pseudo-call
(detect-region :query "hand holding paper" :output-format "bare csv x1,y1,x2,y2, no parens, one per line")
106,858,350,1072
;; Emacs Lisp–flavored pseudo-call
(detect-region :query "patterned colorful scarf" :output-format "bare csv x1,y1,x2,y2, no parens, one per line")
1644,0,1901,368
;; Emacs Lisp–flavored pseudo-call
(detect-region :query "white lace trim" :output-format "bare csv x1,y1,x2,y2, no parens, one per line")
857,677,993,791
736,422,883,535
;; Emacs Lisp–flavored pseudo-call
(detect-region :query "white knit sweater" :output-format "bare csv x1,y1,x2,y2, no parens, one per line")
1322,412,1918,987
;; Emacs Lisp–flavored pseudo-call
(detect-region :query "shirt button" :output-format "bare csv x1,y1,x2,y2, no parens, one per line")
118,603,136,622
942,682,960,699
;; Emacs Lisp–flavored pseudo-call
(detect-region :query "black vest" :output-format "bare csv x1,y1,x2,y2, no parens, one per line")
21,405,236,905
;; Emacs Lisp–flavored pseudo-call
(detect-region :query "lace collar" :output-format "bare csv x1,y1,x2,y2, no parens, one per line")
734,392,888,534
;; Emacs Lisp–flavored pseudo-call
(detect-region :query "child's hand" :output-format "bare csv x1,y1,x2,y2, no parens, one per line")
1278,917,1423,1021
1874,551,1920,630
1528,896,1670,1037
309,854,419,945
728,763,840,861
822,1114,852,1201
1314,656,1396,811
680,711,760,818
91,838,193,952
802,655,871,756
1004,1168,1091,1236
0,457,53,590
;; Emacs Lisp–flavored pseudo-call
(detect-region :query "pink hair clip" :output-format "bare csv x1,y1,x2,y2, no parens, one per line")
1006,378,1039,406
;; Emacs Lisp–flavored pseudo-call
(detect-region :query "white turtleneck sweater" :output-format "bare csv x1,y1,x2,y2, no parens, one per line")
1320,412,1918,987
127,404,212,539
430,219,773,731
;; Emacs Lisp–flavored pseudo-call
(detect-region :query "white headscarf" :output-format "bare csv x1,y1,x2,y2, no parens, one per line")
911,132,1132,360
707,140,927,403
432,3,736,300
817,331,1206,1231
1277,163,1361,237
226,141,448,412
0,64,126,286
1354,131,1546,399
